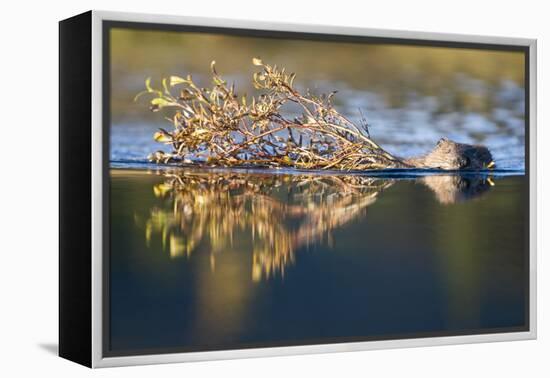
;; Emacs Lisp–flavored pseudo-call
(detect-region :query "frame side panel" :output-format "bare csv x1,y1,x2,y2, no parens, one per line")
59,10,93,368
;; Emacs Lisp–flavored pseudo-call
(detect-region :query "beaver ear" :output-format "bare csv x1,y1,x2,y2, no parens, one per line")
437,137,448,146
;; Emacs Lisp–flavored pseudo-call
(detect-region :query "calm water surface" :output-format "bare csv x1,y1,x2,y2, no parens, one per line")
107,33,527,355
108,168,527,354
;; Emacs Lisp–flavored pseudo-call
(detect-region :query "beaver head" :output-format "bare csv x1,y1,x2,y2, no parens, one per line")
405,138,495,170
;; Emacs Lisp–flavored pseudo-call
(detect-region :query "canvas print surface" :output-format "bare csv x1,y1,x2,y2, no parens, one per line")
105,23,528,356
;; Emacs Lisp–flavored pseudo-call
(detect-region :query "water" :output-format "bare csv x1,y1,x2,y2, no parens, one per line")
107,30,527,355
108,168,528,355
110,31,526,171
107,71,527,356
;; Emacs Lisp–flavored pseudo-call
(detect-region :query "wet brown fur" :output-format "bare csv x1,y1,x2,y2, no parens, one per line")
402,138,494,170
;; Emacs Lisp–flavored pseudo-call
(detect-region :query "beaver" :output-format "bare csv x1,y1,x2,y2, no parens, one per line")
401,138,495,170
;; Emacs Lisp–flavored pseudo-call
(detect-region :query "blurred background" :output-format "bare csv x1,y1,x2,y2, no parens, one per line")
109,27,526,170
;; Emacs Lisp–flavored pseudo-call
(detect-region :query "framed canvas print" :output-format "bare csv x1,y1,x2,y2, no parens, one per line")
59,10,537,368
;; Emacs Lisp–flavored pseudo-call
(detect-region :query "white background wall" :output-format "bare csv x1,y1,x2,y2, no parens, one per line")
0,0,547,376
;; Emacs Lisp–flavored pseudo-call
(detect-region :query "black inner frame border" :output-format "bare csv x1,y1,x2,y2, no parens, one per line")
102,19,531,358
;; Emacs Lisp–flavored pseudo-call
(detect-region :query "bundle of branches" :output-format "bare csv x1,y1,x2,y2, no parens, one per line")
137,58,403,170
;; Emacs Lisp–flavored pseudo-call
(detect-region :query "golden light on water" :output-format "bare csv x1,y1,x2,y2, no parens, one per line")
135,170,495,282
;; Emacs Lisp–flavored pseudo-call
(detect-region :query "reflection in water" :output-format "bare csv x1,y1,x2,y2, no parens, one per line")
136,170,494,281
110,169,526,353
420,175,493,204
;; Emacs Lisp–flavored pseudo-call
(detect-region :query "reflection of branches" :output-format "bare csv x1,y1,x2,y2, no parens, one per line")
135,170,494,282
136,170,391,282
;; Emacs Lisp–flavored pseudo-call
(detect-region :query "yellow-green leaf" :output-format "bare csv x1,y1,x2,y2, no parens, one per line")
153,131,172,143
151,98,174,108
213,76,225,86
145,77,153,92
133,90,149,102
162,78,170,94
170,76,188,87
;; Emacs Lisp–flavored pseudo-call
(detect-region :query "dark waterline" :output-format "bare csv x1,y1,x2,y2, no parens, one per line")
108,168,527,355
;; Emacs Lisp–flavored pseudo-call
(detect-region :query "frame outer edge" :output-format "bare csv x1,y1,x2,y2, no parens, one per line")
94,9,536,46
529,39,537,340
90,9,537,368
91,10,103,369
